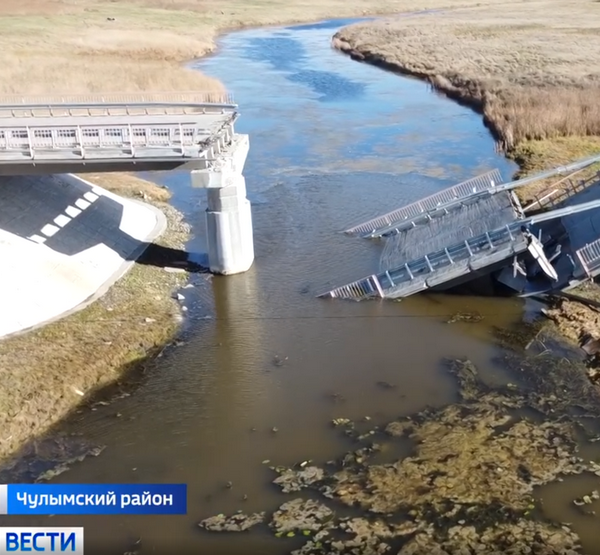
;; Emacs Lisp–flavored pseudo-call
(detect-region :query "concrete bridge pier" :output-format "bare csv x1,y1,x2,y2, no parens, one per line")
191,134,254,275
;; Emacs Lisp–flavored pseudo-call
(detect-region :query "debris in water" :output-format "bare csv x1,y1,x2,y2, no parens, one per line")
331,418,351,427
199,512,265,532
447,311,483,323
272,355,288,367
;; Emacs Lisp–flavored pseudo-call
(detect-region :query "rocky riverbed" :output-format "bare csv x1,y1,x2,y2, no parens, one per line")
199,336,600,554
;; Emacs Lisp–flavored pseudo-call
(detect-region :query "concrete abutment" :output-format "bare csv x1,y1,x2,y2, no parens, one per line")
191,134,254,275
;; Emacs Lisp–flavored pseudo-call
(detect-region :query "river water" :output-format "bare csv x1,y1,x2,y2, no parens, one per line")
12,18,600,555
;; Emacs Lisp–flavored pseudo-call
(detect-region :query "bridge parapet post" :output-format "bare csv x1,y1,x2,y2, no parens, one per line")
191,134,254,274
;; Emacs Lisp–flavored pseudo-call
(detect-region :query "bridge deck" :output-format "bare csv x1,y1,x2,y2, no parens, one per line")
379,191,520,271
321,220,530,300
0,93,239,173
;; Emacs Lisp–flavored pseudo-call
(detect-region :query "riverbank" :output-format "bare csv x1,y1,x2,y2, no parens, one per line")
332,0,600,354
0,0,508,466
0,176,190,463
0,0,519,96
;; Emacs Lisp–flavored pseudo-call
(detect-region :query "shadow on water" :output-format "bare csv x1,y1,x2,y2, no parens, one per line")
8,16,600,555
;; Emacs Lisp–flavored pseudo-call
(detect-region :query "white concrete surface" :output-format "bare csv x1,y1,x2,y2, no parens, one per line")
0,173,166,339
191,134,254,275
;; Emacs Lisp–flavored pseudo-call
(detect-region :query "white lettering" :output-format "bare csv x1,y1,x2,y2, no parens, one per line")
130,494,141,506
162,494,173,506
106,491,116,505
27,494,38,509
49,494,60,505
38,494,49,505
121,494,131,508
63,494,75,504
75,494,85,505
141,492,152,505
16,492,27,505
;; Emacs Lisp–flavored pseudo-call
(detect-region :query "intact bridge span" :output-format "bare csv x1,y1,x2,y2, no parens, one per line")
0,92,253,275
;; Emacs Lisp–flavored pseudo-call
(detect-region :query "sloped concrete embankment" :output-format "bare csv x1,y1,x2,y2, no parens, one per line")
0,173,189,464
0,173,167,338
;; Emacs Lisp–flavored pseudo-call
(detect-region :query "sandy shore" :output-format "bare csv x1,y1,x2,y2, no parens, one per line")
332,0,600,353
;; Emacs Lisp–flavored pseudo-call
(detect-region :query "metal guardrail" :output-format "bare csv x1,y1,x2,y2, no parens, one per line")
322,222,528,300
0,116,236,161
0,91,235,106
523,171,600,213
577,240,600,277
0,92,237,119
343,169,502,237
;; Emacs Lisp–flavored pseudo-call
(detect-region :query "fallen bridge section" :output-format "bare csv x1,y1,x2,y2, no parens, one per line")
320,198,600,301
379,190,521,271
343,169,503,238
321,222,530,300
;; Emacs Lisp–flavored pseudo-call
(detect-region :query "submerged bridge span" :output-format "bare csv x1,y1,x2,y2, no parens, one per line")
323,154,600,301
0,92,253,275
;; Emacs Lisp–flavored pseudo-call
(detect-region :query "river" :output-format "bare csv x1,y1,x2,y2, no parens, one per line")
11,17,600,555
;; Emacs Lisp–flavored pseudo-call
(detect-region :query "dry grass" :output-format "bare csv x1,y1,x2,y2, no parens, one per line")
333,0,600,150
0,178,189,461
0,0,494,95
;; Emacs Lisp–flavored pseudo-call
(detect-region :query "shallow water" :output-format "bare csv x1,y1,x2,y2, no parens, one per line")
7,17,600,555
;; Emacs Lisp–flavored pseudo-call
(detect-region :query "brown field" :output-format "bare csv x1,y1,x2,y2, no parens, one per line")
0,0,488,97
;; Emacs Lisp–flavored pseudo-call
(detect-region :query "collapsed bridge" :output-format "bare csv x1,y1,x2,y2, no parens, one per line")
319,154,600,301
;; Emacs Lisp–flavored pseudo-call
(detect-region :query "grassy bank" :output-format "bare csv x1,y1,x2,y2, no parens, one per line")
333,0,600,197
332,0,600,351
0,177,189,463
0,0,516,96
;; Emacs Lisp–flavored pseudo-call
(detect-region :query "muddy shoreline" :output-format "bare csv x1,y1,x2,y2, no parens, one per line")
0,177,193,466
198,330,600,554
